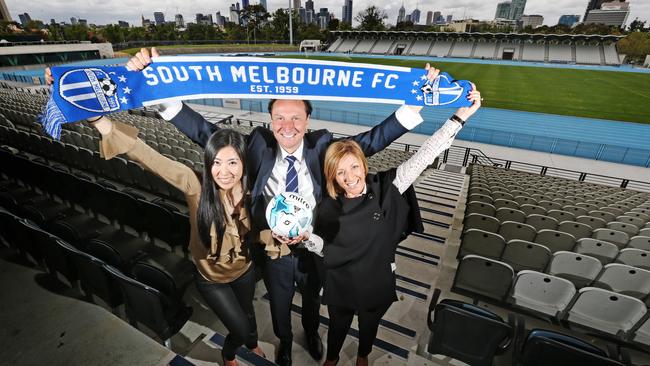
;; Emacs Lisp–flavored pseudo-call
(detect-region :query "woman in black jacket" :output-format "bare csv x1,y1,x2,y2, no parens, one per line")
305,84,482,366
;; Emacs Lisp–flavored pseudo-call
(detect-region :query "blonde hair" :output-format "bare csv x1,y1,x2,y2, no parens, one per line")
324,140,369,199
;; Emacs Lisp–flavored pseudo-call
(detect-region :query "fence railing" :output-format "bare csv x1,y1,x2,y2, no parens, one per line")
234,114,650,193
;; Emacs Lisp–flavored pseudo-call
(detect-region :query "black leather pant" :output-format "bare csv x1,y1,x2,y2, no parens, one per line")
325,302,391,361
195,265,258,361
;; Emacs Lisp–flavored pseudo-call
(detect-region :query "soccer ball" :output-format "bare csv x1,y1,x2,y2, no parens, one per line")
99,77,117,97
265,192,313,238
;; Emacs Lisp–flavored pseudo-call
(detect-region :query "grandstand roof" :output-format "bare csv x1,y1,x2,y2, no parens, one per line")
331,30,624,42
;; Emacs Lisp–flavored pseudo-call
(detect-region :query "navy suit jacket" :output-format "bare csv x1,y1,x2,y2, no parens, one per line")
169,104,410,231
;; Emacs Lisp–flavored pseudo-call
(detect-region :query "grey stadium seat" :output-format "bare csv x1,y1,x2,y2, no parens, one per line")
464,213,500,233
576,215,607,230
591,228,629,249
534,229,576,253
459,229,506,259
566,287,647,336
547,210,576,223
574,238,619,265
466,201,496,217
606,222,639,237
616,248,650,270
547,251,602,288
525,214,558,232
453,255,514,301
495,208,526,224
499,221,537,243
557,221,593,240
510,270,576,319
593,263,650,301
500,240,552,273
617,215,646,228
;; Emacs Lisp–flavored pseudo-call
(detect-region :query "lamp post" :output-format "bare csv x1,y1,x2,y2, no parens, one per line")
289,0,293,45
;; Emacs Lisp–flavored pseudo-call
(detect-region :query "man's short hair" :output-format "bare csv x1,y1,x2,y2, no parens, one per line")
267,99,313,117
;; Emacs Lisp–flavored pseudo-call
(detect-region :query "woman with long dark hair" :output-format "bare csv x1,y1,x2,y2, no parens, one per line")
87,116,264,366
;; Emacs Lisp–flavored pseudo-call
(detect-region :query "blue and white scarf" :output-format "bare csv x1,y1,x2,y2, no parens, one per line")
41,56,473,138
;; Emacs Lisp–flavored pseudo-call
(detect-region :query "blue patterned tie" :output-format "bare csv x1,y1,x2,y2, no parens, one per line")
285,155,298,193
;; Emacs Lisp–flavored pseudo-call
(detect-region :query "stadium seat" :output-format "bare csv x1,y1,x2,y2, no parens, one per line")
495,208,526,224
591,228,629,249
427,289,514,366
547,251,602,288
525,214,558,232
638,228,650,237
58,239,123,313
563,205,589,217
593,263,650,300
557,221,592,240
615,248,650,270
518,329,625,366
468,193,493,205
459,229,506,259
565,287,647,336
494,198,519,210
600,207,625,217
576,202,599,212
616,215,646,228
500,240,552,273
513,196,538,207
576,215,607,230
547,210,576,223
453,255,514,301
104,265,192,348
534,229,576,253
538,200,563,212
464,213,500,233
590,210,617,223
574,238,618,264
519,204,548,217
606,222,639,237
466,201,496,217
499,221,537,243
510,271,576,319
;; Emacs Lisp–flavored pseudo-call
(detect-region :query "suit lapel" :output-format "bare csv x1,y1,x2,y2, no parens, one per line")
304,140,322,202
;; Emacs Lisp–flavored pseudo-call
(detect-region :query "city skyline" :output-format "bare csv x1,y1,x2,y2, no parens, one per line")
5,0,649,27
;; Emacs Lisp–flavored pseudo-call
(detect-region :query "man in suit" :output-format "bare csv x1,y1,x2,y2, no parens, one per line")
127,48,430,365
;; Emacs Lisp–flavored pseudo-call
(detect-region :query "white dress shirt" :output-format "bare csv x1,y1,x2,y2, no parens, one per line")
263,140,317,216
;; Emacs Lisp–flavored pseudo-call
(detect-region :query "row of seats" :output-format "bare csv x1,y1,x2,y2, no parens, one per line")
0,208,192,348
453,254,650,348
427,288,633,366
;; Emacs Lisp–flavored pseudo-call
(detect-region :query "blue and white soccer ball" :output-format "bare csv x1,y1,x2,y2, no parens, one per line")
265,192,313,238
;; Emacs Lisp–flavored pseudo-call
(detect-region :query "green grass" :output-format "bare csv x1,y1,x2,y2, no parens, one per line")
274,55,650,124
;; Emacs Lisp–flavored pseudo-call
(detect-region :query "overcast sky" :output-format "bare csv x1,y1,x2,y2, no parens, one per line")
6,0,649,27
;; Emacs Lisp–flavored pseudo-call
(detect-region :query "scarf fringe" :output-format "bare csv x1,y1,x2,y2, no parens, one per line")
39,95,67,140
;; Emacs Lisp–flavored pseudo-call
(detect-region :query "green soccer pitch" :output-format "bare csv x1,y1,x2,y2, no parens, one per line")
276,55,650,124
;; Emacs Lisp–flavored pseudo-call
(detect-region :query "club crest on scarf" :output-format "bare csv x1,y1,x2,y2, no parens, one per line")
59,68,120,113
419,73,466,107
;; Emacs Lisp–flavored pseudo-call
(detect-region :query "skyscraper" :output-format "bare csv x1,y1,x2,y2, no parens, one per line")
434,11,442,24
584,0,608,21
154,12,165,25
242,0,250,8
18,13,31,26
508,0,526,20
306,0,314,12
259,0,267,10
426,11,433,25
0,0,11,22
411,8,421,24
342,0,353,24
584,1,629,28
174,14,184,27
318,8,330,30
293,0,301,10
397,3,406,23
558,14,580,27
495,1,511,19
